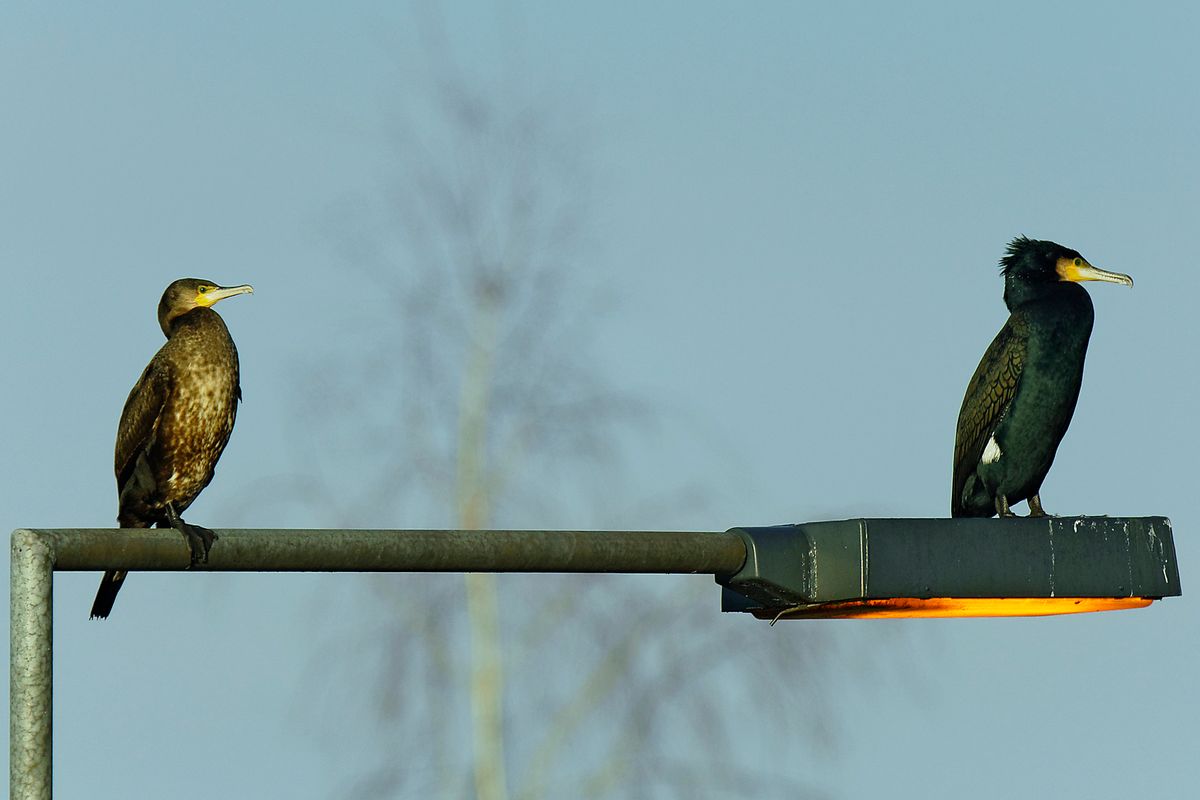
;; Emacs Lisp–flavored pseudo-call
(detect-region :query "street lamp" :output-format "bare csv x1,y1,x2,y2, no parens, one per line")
720,516,1180,620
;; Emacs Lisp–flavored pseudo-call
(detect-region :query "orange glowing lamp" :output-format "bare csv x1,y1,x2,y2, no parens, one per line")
719,517,1179,620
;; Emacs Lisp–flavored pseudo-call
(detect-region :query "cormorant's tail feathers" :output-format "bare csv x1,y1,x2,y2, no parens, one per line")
90,570,127,620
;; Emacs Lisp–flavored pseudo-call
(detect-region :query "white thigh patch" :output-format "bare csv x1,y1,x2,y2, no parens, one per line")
981,435,1002,465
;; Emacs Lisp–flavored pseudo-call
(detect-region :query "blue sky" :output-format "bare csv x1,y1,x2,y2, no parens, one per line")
2,2,1198,798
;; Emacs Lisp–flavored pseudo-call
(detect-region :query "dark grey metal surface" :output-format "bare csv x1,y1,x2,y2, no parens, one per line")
35,528,747,575
721,516,1180,612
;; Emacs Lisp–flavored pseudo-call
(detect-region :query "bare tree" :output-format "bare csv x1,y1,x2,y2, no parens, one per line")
279,6,893,799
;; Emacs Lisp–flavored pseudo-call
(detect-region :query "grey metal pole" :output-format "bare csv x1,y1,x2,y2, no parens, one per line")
11,530,54,800
8,526,746,799
46,528,748,575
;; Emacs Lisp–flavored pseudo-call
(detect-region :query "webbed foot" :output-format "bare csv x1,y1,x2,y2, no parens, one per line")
179,522,218,567
995,494,1016,518
1027,494,1048,517
165,504,218,567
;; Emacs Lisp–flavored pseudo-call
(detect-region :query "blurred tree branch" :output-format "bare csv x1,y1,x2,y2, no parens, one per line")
269,4,897,799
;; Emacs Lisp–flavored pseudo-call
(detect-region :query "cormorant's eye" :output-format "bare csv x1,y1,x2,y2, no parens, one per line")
1073,258,1082,267
198,286,209,294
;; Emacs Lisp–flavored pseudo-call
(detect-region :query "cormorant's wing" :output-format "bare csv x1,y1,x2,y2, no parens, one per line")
114,358,171,491
952,313,1029,514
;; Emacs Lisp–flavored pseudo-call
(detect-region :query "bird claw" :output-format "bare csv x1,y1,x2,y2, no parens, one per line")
180,522,218,568
1027,495,1049,517
995,494,1016,518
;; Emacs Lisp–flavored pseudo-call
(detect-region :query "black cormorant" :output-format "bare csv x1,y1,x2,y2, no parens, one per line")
952,237,1131,518
90,278,253,619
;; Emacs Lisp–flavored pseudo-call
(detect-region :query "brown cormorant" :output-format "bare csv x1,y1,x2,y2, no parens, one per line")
90,278,253,619
952,237,1131,518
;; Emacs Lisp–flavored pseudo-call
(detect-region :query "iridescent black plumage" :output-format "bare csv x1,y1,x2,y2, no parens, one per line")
91,278,252,619
952,237,1131,518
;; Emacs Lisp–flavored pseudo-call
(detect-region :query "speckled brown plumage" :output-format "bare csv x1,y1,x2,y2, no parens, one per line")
91,278,251,619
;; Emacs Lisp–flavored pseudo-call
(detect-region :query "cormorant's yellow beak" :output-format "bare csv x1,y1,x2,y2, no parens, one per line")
196,284,254,307
1056,258,1133,287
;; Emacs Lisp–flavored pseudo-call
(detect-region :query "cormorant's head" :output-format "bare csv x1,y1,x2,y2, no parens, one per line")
158,278,254,336
1000,236,1131,307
